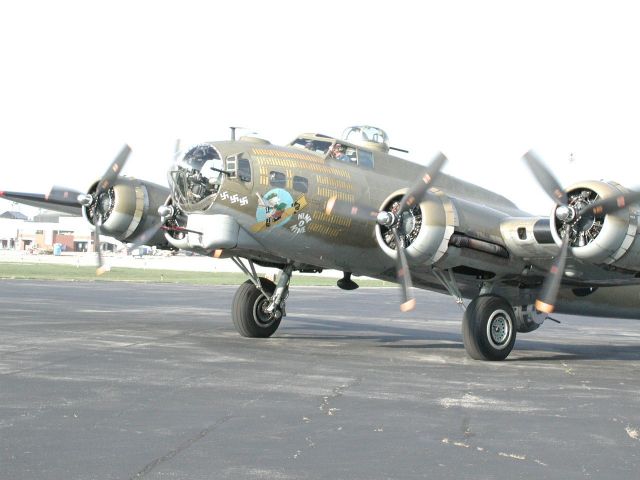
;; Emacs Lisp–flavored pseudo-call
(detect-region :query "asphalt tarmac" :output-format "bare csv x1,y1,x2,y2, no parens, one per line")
1,280,639,479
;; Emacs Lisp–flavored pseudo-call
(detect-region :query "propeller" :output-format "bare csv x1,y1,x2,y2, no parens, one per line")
398,152,447,213
534,234,570,314
53,145,129,274
326,152,448,311
94,214,108,275
522,151,567,206
393,227,416,312
94,145,132,273
522,149,639,313
521,150,575,313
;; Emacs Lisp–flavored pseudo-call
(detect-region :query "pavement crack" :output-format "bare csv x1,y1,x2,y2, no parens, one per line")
129,413,234,479
319,377,362,417
293,377,361,460
441,437,546,467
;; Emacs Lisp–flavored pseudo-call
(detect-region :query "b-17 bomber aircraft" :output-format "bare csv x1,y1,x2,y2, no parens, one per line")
3,125,640,361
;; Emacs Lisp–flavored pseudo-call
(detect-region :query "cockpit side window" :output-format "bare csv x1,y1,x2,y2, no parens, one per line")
328,143,374,169
328,142,358,164
291,137,332,154
345,146,357,163
357,149,374,169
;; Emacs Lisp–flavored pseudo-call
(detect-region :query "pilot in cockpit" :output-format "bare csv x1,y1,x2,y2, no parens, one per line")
330,143,350,163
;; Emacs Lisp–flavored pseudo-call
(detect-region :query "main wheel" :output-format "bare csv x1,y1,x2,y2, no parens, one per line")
462,295,516,361
232,278,281,338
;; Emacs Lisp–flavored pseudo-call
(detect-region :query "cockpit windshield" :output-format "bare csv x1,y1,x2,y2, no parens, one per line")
168,143,225,212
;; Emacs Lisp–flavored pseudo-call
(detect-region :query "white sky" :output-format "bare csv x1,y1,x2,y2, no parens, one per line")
1,0,639,216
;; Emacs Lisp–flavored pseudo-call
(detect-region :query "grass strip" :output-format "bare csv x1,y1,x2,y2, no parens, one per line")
0,262,390,287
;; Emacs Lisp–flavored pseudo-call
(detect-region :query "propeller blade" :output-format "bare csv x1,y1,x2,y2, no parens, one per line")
46,186,83,206
325,197,380,222
398,152,447,213
96,144,131,195
578,190,640,217
392,227,416,312
522,150,568,206
126,219,164,253
93,214,109,275
535,234,570,314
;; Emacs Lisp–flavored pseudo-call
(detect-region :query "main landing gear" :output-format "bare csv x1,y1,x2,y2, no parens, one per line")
462,295,517,361
230,258,292,338
432,269,521,361
229,259,534,361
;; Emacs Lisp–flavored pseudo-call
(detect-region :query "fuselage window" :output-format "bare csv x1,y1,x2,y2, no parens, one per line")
269,171,286,188
357,149,374,169
238,158,251,182
293,176,308,193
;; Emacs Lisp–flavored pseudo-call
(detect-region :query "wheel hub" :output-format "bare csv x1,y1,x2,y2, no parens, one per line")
254,296,279,327
487,310,512,349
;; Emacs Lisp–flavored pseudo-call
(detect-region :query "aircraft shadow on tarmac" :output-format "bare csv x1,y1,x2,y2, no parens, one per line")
282,316,463,347
507,340,640,362
273,316,640,362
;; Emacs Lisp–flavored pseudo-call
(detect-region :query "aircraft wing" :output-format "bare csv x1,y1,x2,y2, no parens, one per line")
0,190,82,216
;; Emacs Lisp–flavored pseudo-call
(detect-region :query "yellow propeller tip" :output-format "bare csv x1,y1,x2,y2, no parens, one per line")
325,196,337,216
535,300,554,314
400,299,416,312
96,265,111,276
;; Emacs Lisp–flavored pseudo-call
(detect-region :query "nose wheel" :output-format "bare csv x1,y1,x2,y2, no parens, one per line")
462,295,516,360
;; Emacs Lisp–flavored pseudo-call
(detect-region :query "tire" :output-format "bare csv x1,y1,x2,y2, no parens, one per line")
462,295,516,361
231,278,281,338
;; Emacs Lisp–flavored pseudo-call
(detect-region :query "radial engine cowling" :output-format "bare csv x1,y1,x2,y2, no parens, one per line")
375,189,455,265
82,177,171,247
551,180,640,267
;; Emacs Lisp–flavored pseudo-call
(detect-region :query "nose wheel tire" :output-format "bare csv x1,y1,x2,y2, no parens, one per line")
462,295,516,361
232,278,281,338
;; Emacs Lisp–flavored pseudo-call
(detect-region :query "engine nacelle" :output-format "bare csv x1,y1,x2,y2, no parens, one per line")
375,189,456,265
82,177,171,247
551,180,640,267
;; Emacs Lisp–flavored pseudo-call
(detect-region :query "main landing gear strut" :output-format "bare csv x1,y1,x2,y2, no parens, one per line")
432,269,518,361
230,258,292,338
